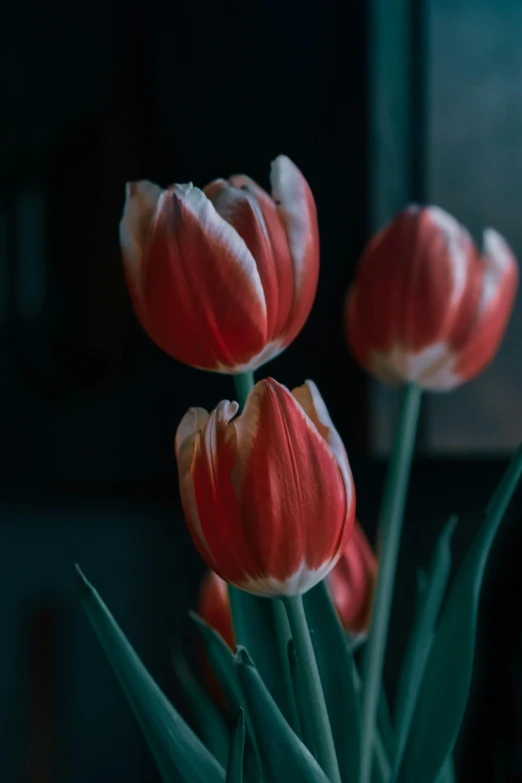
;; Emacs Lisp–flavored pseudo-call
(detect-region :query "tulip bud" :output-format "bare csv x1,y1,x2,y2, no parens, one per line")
345,206,518,390
176,378,355,596
120,157,319,373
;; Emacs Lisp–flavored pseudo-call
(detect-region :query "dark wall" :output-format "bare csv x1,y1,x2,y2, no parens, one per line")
0,2,368,781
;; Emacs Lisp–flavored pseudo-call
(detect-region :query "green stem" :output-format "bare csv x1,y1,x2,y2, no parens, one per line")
272,599,301,737
234,370,255,410
359,382,422,783
284,595,341,783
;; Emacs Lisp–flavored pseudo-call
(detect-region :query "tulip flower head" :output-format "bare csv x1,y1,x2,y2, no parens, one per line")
175,378,355,596
120,156,319,373
346,205,518,390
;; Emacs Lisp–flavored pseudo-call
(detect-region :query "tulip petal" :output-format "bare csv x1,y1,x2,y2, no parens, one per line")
228,171,295,347
204,180,280,339
231,378,351,592
291,380,354,502
269,156,320,346
143,184,269,371
328,521,376,634
187,401,265,584
120,180,163,311
454,228,518,382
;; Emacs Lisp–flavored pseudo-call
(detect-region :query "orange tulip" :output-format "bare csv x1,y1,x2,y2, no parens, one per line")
119,156,319,373
197,520,376,644
175,378,355,596
346,206,517,390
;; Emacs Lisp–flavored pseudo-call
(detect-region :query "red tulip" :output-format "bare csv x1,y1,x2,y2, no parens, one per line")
197,520,375,643
326,520,377,636
119,156,319,373
175,378,355,596
346,206,518,390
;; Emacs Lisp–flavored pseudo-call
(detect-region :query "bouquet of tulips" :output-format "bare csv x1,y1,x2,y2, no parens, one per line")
78,156,522,783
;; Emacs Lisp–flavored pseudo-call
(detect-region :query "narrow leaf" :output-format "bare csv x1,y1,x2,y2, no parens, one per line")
190,613,263,782
228,587,296,725
303,581,361,782
436,756,456,783
392,515,457,775
171,643,230,768
377,685,395,759
76,567,224,783
235,647,330,783
396,446,522,783
227,710,245,783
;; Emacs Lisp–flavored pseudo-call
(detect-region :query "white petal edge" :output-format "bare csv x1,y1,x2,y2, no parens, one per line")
270,155,315,289
172,183,268,322
237,557,338,597
426,206,471,306
300,379,354,503
479,228,518,313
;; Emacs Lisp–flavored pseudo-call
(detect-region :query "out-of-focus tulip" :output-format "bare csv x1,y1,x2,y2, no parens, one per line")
345,205,518,390
197,570,235,650
119,156,319,373
198,520,375,644
175,378,355,596
326,520,377,636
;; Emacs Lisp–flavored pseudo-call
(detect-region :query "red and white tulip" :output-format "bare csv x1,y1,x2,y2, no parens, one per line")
120,156,319,373
346,206,518,390
198,518,376,646
175,378,355,596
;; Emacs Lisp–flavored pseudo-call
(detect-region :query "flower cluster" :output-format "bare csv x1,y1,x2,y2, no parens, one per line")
74,155,521,783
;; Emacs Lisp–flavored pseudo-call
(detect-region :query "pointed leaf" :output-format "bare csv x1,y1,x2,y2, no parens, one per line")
235,647,330,783
171,643,230,768
303,581,361,782
228,587,295,725
392,516,457,775
76,567,225,783
396,446,522,782
227,710,245,783
190,613,263,782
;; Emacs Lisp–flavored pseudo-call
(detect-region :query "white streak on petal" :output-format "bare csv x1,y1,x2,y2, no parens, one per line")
270,155,312,289
300,380,353,503
479,228,516,312
427,206,470,305
237,558,337,597
173,183,267,319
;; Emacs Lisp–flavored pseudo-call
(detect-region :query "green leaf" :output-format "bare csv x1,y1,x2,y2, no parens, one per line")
171,643,230,768
235,647,330,782
303,581,361,783
376,684,395,760
395,445,522,783
76,567,225,783
392,515,457,776
227,710,245,783
190,612,263,783
189,612,243,711
228,588,296,726
436,756,456,783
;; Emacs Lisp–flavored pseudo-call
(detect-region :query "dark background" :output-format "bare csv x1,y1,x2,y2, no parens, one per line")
1,1,522,781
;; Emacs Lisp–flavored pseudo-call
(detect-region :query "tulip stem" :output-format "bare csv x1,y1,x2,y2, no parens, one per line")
234,370,255,410
283,594,341,783
359,382,422,783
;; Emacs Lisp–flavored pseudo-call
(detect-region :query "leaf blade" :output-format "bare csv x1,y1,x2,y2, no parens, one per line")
77,567,225,783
